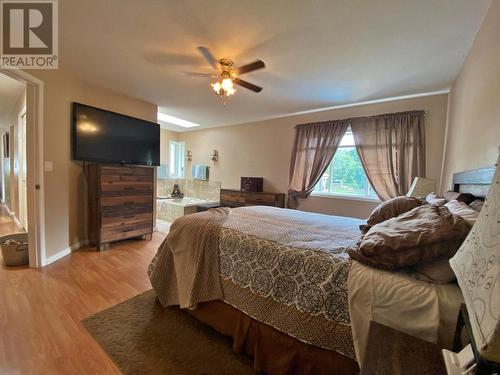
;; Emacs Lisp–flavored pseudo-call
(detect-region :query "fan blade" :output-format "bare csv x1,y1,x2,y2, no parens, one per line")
184,72,219,78
197,46,218,69
237,60,265,75
233,78,263,93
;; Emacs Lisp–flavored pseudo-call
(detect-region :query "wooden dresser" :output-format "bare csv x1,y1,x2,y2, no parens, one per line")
87,164,155,251
220,189,285,208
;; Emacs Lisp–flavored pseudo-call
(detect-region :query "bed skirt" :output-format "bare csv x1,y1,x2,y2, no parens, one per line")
188,300,359,375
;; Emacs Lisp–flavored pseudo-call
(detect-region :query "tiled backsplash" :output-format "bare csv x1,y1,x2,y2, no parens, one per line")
157,178,221,201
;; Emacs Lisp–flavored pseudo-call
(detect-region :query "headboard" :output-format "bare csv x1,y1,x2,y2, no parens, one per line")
452,165,495,198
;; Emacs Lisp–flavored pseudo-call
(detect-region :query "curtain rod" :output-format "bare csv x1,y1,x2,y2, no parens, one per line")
295,110,428,128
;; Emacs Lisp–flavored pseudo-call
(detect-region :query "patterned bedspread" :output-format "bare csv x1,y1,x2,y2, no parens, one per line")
149,206,363,359
219,206,362,358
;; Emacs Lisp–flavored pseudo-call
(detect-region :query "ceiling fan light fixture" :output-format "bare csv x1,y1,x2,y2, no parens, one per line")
211,79,236,97
194,46,263,103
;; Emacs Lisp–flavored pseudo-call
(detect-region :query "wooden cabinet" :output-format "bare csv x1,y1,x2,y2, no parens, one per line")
220,189,285,208
87,164,155,251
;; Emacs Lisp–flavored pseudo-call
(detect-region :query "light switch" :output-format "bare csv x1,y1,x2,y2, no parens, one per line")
44,161,53,172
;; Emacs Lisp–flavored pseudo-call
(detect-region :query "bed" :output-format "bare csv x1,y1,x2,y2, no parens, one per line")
148,166,494,374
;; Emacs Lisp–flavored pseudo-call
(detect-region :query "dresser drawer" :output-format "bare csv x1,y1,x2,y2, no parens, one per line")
220,189,285,208
100,181,153,197
101,174,153,183
101,195,152,208
100,167,153,185
100,221,152,243
243,193,276,205
220,191,244,207
101,166,153,176
101,212,153,228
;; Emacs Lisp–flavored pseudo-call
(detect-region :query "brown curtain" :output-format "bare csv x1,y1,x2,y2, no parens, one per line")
288,120,350,198
351,111,426,201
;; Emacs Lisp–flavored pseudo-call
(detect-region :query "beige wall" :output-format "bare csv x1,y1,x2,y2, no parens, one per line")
27,69,157,257
441,2,500,190
180,93,449,218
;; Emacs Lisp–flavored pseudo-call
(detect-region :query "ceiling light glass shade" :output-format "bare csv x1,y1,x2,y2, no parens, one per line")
221,78,233,91
211,79,236,97
211,81,222,94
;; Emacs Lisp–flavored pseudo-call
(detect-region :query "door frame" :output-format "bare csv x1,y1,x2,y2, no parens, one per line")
1,69,46,268
17,107,27,230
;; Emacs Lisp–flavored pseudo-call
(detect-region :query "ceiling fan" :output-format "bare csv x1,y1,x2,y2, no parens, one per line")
186,46,265,100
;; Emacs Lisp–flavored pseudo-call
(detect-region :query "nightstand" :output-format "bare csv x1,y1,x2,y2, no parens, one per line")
361,321,446,375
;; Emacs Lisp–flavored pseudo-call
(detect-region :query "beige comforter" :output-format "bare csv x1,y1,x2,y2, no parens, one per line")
148,206,463,363
148,207,231,308
148,206,362,358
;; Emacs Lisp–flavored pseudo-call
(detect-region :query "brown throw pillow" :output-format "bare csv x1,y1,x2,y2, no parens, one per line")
349,204,471,270
443,191,475,205
366,196,423,227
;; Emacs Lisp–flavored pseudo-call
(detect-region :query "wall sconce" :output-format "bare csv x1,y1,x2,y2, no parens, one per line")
186,150,192,161
211,150,219,162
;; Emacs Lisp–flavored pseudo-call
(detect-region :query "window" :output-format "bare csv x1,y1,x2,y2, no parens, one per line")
169,141,185,178
313,128,379,200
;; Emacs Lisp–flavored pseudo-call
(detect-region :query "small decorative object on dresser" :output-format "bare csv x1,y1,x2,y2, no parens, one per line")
240,177,263,192
87,164,155,251
220,188,285,208
361,321,446,375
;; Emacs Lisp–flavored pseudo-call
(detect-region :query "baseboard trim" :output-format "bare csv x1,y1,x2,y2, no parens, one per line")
4,206,23,229
45,240,88,266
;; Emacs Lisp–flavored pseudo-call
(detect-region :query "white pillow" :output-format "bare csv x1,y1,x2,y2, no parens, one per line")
425,192,447,206
445,200,479,225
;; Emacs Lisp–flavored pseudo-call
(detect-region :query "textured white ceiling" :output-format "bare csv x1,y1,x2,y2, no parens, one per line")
59,0,490,131
0,73,25,130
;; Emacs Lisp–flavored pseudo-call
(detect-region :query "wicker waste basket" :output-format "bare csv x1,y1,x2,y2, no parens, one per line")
1,233,29,266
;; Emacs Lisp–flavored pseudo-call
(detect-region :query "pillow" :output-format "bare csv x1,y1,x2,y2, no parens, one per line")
366,196,422,227
443,190,476,205
411,257,456,284
425,192,447,206
445,200,479,225
348,204,472,270
469,199,484,212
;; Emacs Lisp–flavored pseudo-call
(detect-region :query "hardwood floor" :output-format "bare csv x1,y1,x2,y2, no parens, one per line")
0,205,23,237
0,205,166,374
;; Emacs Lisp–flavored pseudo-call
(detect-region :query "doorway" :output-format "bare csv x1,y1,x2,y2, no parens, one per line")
0,69,45,268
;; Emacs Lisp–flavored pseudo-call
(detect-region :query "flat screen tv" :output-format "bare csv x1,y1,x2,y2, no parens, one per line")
72,102,160,166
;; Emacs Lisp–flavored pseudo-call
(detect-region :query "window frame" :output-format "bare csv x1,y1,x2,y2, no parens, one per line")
169,140,185,179
311,128,380,202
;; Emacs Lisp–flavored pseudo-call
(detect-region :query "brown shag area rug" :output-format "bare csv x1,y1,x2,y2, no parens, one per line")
83,290,255,375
